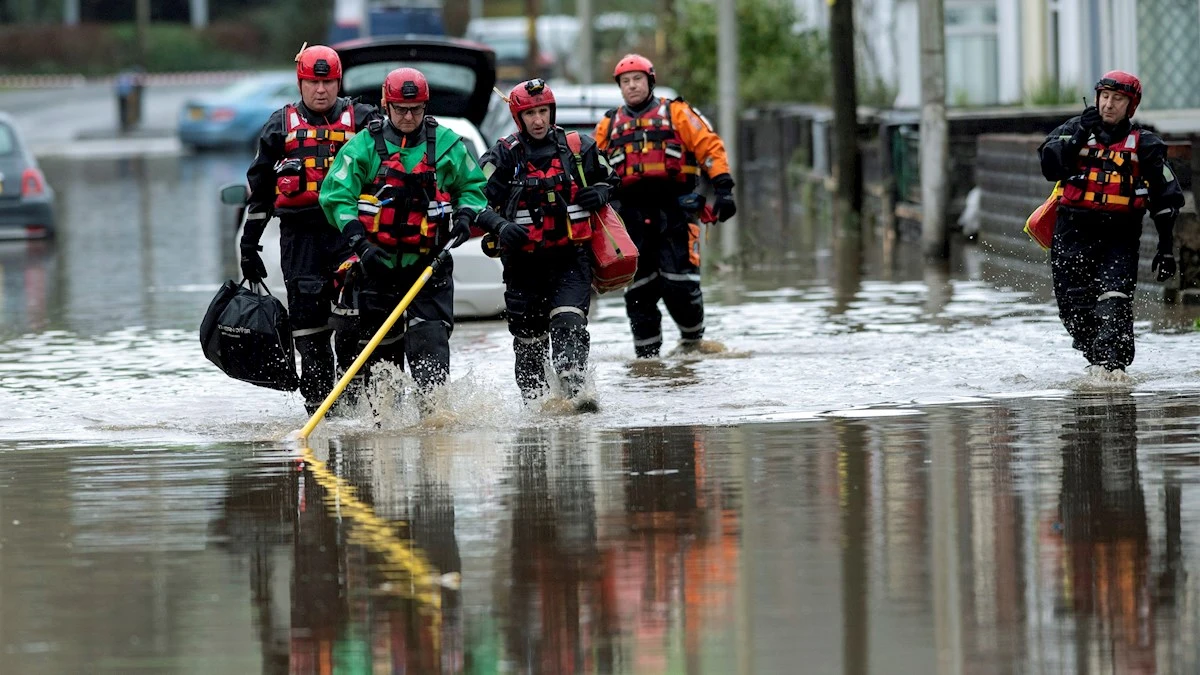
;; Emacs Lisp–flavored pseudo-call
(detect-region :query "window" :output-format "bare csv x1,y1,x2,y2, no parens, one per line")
945,0,999,105
0,124,15,156
343,61,476,97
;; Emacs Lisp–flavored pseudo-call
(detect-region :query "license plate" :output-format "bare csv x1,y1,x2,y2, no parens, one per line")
188,107,205,121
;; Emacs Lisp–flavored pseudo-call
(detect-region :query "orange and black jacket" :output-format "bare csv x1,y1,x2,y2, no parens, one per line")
594,96,732,196
1039,116,1183,221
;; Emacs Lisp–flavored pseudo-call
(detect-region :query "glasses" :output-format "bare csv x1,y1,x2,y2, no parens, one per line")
389,103,426,118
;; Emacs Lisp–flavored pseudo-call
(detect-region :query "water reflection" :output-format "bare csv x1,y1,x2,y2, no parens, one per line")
10,152,251,336
6,396,1200,673
1054,399,1156,673
0,240,55,336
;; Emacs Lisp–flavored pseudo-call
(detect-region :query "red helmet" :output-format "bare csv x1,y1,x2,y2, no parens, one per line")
508,79,556,131
382,67,430,104
1095,70,1142,117
296,45,341,81
613,53,655,87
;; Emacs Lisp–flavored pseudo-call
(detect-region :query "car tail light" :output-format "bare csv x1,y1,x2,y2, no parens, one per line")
21,168,46,198
210,108,236,122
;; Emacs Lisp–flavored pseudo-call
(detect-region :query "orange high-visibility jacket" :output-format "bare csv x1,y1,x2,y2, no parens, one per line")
594,97,731,185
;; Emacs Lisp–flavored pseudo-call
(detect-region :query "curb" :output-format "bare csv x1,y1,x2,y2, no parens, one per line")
0,70,257,89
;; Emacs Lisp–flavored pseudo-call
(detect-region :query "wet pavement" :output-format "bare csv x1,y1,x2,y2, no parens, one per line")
3,88,1200,673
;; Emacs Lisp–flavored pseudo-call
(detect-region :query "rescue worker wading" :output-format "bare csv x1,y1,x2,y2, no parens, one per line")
319,67,486,414
477,79,620,410
1038,70,1184,377
240,44,379,415
594,54,737,359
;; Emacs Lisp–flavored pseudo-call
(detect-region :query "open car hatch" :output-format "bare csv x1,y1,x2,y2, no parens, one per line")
334,36,497,127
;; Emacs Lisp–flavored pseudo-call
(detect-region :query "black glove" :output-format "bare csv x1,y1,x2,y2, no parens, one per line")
449,208,475,248
1079,106,1102,132
711,174,737,222
1153,250,1176,282
239,241,267,283
498,219,530,252
343,222,388,274
575,184,611,211
476,209,531,252
1153,208,1177,282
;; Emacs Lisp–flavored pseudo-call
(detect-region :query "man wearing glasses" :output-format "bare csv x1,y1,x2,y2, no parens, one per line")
319,67,487,418
240,44,380,416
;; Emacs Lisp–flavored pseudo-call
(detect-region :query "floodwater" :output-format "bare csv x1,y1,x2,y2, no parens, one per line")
3,147,1200,674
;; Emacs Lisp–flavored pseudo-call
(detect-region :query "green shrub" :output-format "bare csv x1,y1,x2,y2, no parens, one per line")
664,0,830,107
1025,77,1083,106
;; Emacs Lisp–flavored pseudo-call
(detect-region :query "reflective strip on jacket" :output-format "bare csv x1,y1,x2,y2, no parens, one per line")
274,104,355,209
500,132,592,251
1059,130,1149,213
357,120,451,254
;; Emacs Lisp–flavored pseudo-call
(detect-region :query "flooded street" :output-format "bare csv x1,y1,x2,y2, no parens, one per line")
3,141,1200,673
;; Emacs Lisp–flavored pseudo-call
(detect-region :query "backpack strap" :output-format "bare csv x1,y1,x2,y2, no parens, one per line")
563,131,588,188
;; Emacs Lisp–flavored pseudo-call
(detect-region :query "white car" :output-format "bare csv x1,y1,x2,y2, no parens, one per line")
225,37,506,320
480,82,680,144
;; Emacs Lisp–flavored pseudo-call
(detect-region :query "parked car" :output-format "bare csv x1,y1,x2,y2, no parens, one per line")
224,36,505,320
464,15,578,84
479,82,679,143
178,71,296,150
0,112,55,240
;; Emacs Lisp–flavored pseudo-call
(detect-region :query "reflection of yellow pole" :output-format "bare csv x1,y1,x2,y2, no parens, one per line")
300,445,449,648
293,245,450,441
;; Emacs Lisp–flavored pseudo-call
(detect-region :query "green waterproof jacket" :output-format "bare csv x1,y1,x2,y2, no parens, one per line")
320,118,487,267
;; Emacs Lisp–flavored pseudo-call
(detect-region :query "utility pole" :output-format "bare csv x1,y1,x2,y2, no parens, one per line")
525,0,540,80
577,0,593,84
830,0,863,234
919,0,949,258
135,0,150,67
716,0,739,260
189,0,208,29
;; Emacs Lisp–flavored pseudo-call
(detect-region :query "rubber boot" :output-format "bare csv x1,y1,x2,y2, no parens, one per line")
295,332,335,416
514,334,549,402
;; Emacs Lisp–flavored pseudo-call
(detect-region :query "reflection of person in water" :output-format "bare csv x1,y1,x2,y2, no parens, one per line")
214,445,458,674
1058,398,1155,673
211,459,297,675
502,429,605,673
600,426,740,672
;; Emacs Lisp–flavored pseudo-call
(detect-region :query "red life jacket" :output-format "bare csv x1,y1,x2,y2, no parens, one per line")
501,130,592,252
356,119,452,254
274,104,355,208
604,97,700,187
1059,130,1149,213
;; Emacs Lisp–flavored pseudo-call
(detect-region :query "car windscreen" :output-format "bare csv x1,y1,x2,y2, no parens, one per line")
479,36,527,62
0,123,15,155
344,61,477,100
0,121,16,156
221,75,289,100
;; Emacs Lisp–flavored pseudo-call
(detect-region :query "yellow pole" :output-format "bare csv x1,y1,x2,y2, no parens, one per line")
293,246,451,441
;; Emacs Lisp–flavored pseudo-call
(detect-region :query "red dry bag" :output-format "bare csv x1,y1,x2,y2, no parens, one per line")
566,133,639,293
1024,181,1062,251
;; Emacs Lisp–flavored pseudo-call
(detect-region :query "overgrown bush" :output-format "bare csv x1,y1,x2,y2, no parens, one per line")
1025,77,1083,106
0,21,265,74
664,0,830,107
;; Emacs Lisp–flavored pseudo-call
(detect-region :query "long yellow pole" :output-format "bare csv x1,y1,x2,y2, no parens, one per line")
294,246,451,441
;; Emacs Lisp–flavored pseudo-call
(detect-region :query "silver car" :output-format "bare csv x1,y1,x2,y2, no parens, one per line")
0,112,55,240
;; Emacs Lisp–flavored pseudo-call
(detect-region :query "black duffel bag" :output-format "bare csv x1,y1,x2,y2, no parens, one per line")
200,279,299,391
